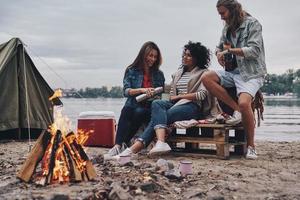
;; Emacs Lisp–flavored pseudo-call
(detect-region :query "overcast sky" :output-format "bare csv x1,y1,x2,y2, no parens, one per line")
1,0,300,89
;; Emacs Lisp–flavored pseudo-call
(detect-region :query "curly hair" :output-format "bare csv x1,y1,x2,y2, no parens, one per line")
216,0,250,33
184,41,211,69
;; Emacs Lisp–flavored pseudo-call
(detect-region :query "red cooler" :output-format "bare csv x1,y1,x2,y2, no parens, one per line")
78,111,116,147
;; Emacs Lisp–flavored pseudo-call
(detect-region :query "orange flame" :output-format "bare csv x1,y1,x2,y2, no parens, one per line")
49,89,63,101
39,129,91,184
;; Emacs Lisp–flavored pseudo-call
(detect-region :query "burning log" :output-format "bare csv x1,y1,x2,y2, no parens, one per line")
45,130,63,183
18,89,96,185
17,129,96,185
17,130,52,182
66,132,97,180
63,145,82,182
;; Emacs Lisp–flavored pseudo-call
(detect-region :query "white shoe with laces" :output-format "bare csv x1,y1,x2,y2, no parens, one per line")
149,140,171,155
246,146,258,159
118,147,133,157
103,144,126,160
225,110,242,125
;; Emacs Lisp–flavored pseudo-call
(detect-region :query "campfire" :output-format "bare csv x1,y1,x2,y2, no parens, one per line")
17,90,97,185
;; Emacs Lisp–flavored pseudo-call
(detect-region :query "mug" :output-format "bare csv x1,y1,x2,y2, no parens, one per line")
179,160,192,176
118,155,131,165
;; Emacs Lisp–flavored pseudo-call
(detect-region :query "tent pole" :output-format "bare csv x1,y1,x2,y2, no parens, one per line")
22,43,32,151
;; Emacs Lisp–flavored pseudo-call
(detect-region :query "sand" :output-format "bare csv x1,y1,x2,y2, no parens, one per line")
0,140,299,200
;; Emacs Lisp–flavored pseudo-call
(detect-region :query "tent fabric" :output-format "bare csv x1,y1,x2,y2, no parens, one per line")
0,38,61,132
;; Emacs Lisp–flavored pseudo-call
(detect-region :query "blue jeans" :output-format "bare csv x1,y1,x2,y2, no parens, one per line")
115,105,150,145
137,99,200,146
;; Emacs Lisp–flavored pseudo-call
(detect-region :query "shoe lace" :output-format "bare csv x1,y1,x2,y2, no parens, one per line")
248,147,257,155
121,143,128,151
109,145,120,155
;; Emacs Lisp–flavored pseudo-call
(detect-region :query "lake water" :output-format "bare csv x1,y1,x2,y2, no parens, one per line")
61,97,300,142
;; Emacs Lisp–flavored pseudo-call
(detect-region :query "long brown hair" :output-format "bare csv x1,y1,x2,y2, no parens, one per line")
216,0,250,34
125,41,162,73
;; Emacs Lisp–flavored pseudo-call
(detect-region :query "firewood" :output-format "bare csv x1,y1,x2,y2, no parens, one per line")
63,144,82,182
18,129,96,184
17,130,51,182
46,130,62,184
85,160,97,180
69,133,97,180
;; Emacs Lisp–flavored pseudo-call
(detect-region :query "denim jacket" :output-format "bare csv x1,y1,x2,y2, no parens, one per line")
123,67,165,107
217,16,267,81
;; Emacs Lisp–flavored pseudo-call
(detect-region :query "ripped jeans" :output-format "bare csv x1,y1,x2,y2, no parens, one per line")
137,99,200,146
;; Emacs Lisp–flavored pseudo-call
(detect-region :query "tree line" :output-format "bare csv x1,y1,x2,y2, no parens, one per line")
63,86,123,98
261,69,300,96
62,69,300,98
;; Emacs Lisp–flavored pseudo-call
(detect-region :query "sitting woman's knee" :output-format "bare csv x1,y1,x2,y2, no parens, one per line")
151,99,164,109
120,106,134,117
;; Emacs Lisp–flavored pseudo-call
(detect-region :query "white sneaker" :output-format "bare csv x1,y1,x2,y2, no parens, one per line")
103,144,127,160
225,111,242,125
246,146,258,159
118,147,133,157
104,145,121,159
149,141,171,155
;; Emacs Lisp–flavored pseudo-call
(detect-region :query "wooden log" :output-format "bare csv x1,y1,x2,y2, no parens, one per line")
72,142,97,180
67,132,97,180
46,130,62,184
85,160,97,180
64,144,82,182
17,130,51,182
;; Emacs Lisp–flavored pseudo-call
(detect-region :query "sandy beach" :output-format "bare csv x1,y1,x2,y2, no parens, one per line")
0,140,299,200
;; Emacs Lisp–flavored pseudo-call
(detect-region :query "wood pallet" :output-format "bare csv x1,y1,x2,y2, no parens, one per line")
167,124,247,159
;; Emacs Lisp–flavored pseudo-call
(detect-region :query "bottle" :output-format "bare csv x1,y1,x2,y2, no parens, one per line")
136,87,163,102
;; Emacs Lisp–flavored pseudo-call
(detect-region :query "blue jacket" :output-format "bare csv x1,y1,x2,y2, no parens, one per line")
217,16,267,81
123,67,165,107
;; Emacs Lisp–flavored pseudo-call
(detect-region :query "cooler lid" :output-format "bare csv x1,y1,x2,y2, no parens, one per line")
78,111,115,119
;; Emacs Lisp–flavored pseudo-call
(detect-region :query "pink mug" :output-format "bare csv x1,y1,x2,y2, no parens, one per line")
179,160,192,176
118,155,131,165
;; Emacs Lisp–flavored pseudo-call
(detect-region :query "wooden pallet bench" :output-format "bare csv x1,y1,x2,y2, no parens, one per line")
167,123,247,159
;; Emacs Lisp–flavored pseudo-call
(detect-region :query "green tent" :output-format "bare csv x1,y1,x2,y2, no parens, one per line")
0,38,61,138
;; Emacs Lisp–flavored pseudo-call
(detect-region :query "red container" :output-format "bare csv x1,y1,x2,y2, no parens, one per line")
77,111,116,147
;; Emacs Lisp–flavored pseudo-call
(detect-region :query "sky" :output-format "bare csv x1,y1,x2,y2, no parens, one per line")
1,0,300,89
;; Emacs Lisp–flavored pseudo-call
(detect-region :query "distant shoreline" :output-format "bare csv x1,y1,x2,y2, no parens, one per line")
264,95,299,100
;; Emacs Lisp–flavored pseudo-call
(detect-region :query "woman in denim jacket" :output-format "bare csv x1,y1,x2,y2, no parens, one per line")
119,41,214,156
202,0,267,159
105,41,165,157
